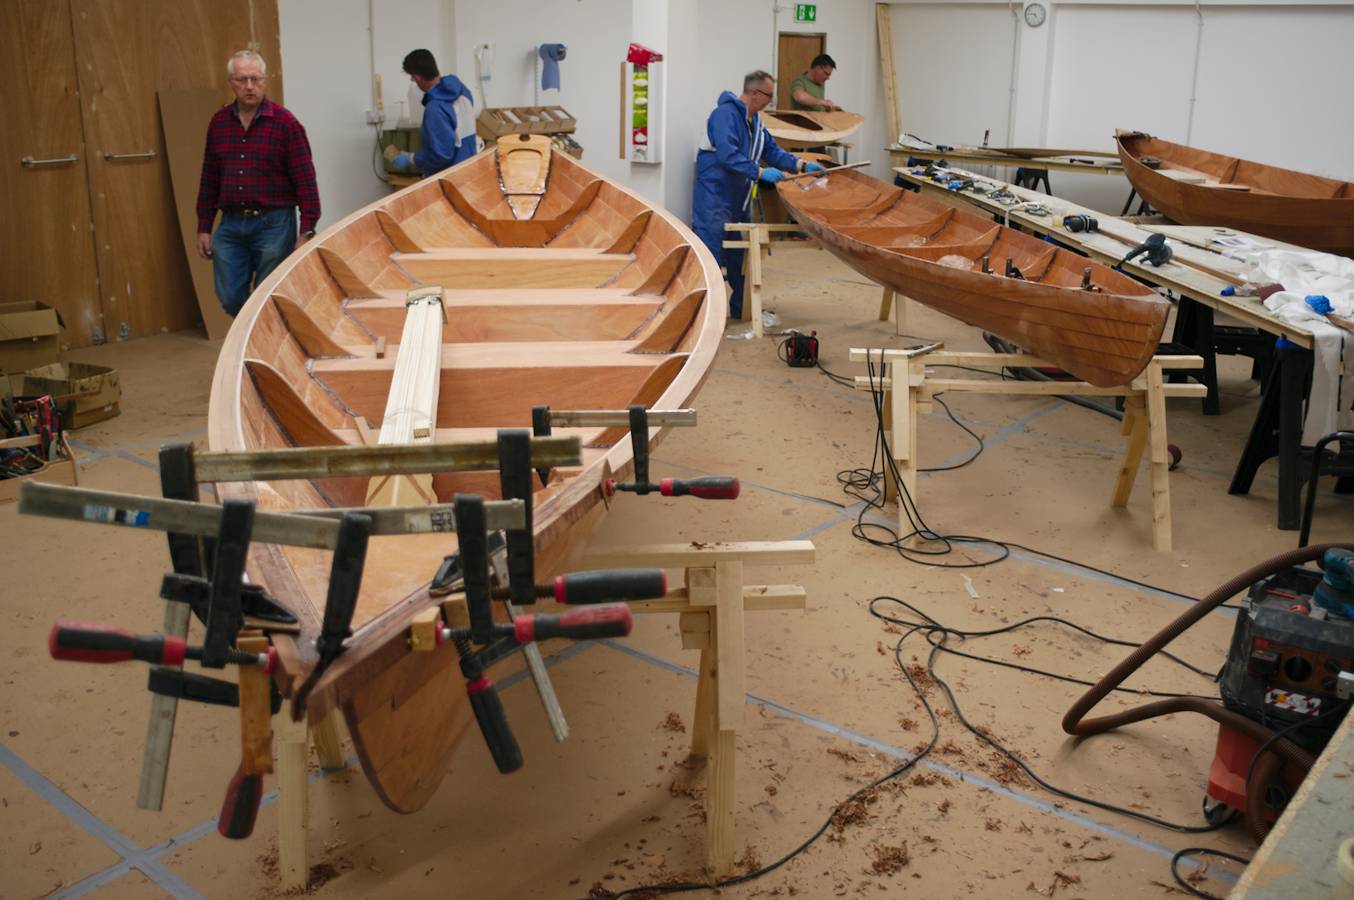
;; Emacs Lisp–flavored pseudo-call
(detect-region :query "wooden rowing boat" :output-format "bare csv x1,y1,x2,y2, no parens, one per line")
761,109,864,150
1116,130,1354,258
207,135,725,812
776,170,1170,387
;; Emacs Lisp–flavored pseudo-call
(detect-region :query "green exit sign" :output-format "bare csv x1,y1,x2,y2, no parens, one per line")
795,3,817,22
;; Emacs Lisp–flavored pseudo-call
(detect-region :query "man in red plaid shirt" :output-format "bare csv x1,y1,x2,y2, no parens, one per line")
196,50,320,317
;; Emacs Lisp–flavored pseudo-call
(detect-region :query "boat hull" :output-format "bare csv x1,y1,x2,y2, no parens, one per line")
761,109,865,150
207,140,726,811
1117,131,1354,258
778,171,1169,387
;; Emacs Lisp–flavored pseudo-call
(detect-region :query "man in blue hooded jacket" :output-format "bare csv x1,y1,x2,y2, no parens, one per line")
387,49,476,176
692,71,824,319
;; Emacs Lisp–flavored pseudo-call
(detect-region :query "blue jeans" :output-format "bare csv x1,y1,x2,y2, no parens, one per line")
212,208,297,316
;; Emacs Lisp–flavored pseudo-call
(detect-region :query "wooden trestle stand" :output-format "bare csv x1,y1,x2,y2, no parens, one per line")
851,347,1206,552
583,540,814,876
722,223,818,338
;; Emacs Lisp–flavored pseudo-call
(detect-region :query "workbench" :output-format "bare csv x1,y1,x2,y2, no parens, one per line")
887,145,1124,176
892,164,1327,529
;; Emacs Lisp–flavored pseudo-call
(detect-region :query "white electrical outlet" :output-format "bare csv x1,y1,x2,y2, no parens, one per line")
365,109,385,126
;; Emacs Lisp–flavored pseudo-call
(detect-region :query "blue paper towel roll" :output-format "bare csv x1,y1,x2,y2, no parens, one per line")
539,43,566,91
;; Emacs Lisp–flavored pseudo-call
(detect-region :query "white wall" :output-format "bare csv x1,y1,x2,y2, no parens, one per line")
881,0,1354,215
452,0,632,188
279,0,455,229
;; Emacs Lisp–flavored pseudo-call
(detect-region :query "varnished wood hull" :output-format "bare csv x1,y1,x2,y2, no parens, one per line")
207,139,726,812
777,171,1169,387
761,109,864,150
1117,131,1354,258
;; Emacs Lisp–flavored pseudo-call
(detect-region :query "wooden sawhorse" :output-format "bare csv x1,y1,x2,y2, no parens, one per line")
583,540,814,876
722,223,818,338
850,348,1205,552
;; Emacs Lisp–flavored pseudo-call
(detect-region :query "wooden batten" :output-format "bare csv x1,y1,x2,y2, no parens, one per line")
318,246,379,298
245,359,347,447
366,286,446,507
272,295,352,359
590,355,689,447
631,289,705,352
603,211,653,254
629,245,690,295
375,210,423,253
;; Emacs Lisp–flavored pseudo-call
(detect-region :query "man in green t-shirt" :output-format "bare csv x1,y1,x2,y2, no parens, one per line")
788,53,840,112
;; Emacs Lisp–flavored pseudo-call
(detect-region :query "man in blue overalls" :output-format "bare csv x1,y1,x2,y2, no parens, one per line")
692,70,824,320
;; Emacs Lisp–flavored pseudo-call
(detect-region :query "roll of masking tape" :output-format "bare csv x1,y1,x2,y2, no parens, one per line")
1338,836,1354,887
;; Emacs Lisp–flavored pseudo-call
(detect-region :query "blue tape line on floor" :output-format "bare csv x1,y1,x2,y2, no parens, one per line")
0,743,206,900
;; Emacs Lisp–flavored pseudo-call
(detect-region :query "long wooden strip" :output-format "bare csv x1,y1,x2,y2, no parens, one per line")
193,436,582,483
19,483,525,545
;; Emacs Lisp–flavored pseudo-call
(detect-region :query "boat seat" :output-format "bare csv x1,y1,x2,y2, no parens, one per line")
391,248,634,289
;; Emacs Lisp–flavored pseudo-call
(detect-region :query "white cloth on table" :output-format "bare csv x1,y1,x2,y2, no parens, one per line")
1246,249,1354,444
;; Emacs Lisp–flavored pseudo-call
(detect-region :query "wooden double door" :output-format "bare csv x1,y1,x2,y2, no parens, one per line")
0,0,281,348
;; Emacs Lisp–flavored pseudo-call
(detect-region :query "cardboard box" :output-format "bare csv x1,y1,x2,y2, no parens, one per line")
21,362,122,429
0,301,61,374
0,433,78,503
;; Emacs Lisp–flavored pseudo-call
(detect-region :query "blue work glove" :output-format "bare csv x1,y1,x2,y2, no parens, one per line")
759,168,786,184
391,152,416,174
804,162,826,173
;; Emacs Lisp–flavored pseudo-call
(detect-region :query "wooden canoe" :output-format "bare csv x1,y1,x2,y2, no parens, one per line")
207,135,725,812
761,109,864,150
1116,130,1354,257
776,170,1170,387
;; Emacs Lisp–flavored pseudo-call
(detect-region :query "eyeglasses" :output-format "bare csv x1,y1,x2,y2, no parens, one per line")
230,75,265,85
750,87,772,99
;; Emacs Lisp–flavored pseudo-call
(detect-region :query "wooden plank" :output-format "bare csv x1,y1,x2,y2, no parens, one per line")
366,287,444,507
690,646,716,758
714,560,745,728
1112,396,1148,507
275,711,309,890
392,248,630,289
630,585,808,614
546,408,695,428
193,435,581,482
310,712,346,771
707,728,737,875
1232,707,1354,898
1145,363,1172,552
583,540,816,569
238,634,274,775
0,1,102,347
876,3,901,143
158,87,234,340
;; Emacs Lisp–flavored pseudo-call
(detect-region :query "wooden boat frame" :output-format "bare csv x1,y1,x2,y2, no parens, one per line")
1116,130,1354,257
207,136,726,812
777,170,1171,387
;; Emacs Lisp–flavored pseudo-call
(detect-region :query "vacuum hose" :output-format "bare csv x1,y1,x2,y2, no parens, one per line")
1062,542,1354,842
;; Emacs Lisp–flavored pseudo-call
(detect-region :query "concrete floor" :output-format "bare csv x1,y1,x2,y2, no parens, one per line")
3,244,1350,899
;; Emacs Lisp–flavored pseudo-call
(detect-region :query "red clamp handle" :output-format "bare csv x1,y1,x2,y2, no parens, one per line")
49,621,187,666
514,603,634,643
660,476,740,499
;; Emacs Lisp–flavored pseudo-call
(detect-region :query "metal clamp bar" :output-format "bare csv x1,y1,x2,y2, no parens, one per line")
20,154,78,168
547,408,696,428
103,150,158,161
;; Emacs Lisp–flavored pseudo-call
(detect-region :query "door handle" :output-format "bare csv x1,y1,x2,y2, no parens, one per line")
103,150,158,162
20,154,78,168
